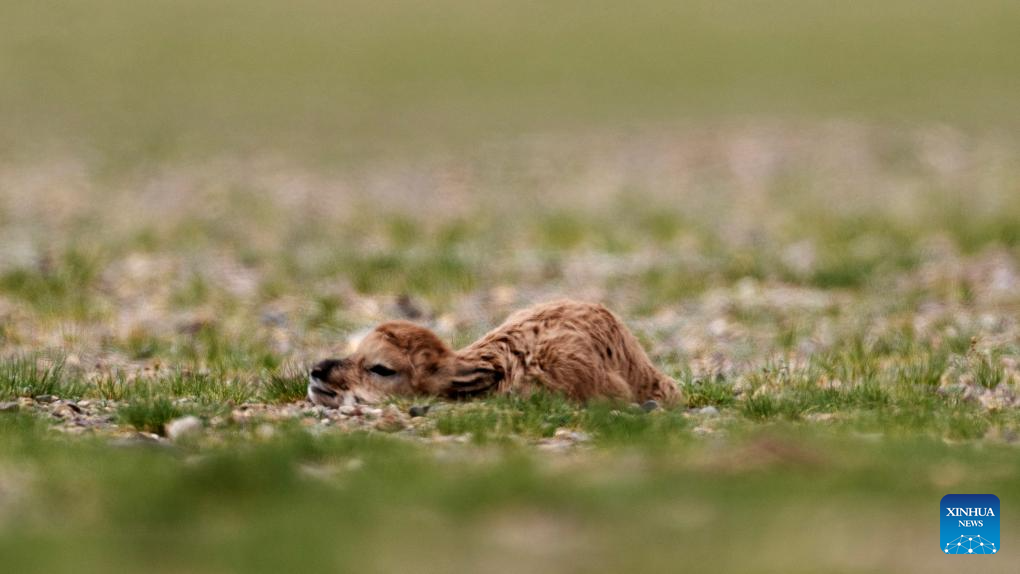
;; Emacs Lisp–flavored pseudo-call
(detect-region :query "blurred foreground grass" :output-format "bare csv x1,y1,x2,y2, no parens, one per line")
1,414,1019,574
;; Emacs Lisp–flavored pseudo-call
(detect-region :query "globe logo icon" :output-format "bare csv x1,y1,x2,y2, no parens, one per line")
944,535,997,554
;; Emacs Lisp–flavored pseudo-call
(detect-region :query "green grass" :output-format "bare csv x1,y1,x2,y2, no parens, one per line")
895,352,950,388
682,376,738,409
971,350,1008,389
1,414,1019,573
580,402,690,444
435,392,692,445
342,251,478,298
117,396,183,434
91,369,256,405
174,323,282,372
435,392,578,442
260,370,309,404
0,357,84,401
0,250,103,319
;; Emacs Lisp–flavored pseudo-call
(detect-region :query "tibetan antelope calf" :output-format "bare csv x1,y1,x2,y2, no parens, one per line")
308,300,680,407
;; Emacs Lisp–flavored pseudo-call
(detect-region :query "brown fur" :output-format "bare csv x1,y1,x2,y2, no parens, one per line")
307,300,680,407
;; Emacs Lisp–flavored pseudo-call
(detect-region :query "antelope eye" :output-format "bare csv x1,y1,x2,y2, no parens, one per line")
368,364,397,377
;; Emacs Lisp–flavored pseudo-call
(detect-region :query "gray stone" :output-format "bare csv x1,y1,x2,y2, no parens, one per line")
0,401,19,413
52,404,79,419
640,400,660,413
408,404,431,418
553,428,591,443
360,407,383,419
698,406,720,417
165,415,204,442
34,394,56,403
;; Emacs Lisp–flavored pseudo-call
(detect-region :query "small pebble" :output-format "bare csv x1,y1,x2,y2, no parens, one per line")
52,404,79,419
640,400,660,413
553,428,591,443
698,406,719,417
361,407,383,419
374,405,408,432
34,395,56,403
165,415,204,442
408,404,431,418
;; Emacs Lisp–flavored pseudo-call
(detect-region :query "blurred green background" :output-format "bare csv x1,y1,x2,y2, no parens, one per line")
3,0,1020,160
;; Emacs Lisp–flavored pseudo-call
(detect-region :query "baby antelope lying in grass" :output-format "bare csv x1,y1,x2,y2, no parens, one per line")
308,300,680,407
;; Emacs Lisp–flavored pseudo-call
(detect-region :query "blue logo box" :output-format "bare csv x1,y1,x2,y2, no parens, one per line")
941,494,1000,555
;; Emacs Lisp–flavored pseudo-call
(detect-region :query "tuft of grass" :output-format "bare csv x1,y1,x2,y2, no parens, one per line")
824,387,888,417
490,392,577,437
893,352,949,387
118,396,183,435
261,370,309,404
738,360,890,422
0,357,84,401
92,372,135,402
970,352,1006,389
434,405,503,442
683,376,737,409
90,369,255,406
158,370,256,405
176,323,281,372
814,338,879,386
435,392,577,442
741,393,781,421
580,402,689,443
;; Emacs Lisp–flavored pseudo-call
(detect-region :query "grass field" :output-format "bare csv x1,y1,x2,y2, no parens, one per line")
1,1,1020,572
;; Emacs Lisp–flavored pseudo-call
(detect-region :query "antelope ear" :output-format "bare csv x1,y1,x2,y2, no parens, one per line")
446,365,504,398
406,341,454,394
